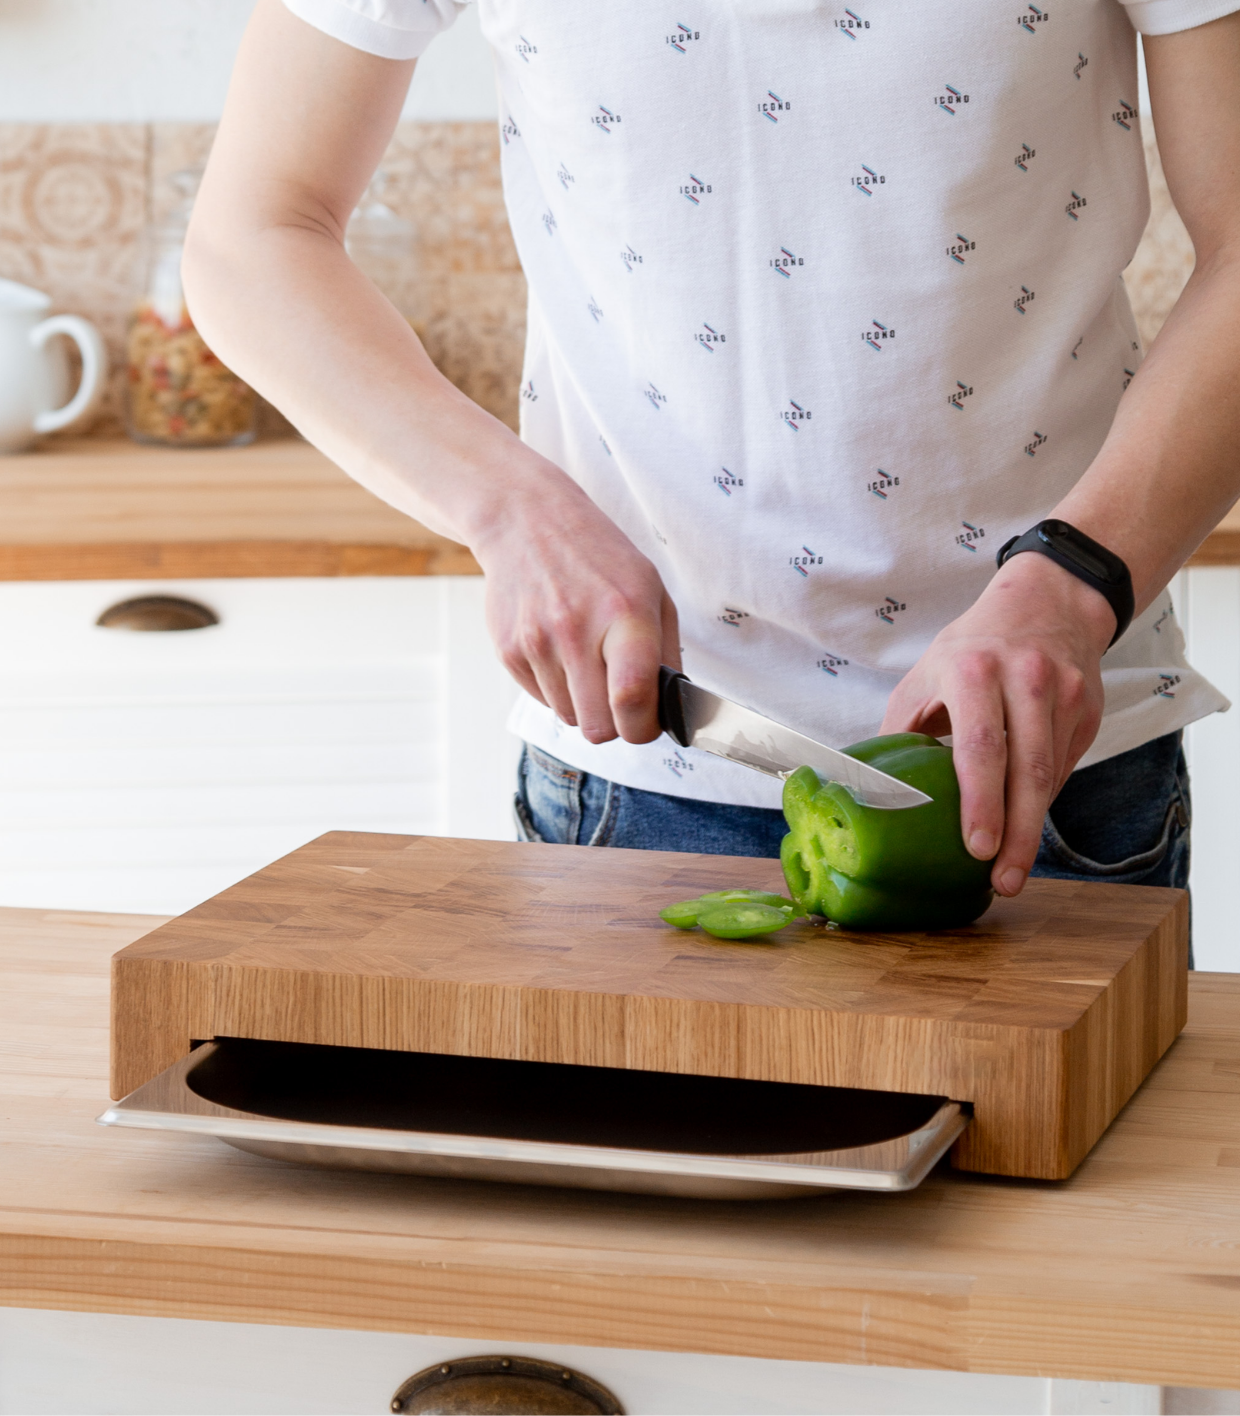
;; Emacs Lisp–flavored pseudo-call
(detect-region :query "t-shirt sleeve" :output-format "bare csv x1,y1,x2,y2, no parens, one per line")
282,0,468,59
1120,0,1240,34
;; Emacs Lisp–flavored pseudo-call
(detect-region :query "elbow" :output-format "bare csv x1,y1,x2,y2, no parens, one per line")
181,211,238,351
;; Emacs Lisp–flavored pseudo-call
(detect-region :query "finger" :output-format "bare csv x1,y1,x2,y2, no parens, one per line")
562,639,620,743
602,615,663,744
940,653,1007,862
530,654,579,728
1051,673,1102,796
991,653,1059,895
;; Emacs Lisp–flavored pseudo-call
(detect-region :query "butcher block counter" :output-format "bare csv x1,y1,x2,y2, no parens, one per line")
2,906,1239,1393
0,437,479,581
1,437,1238,580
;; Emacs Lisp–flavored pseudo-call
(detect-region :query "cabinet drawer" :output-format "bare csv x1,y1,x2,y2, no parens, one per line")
0,578,516,913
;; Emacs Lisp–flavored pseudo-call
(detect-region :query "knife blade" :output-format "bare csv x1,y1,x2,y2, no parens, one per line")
657,667,932,810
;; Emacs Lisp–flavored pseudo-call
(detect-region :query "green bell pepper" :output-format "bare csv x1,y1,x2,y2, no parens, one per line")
780,732,994,930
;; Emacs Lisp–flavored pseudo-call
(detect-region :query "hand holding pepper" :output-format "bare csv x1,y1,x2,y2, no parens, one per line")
880,551,1114,900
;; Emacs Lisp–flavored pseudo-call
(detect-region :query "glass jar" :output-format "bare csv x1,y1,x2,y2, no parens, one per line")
125,169,258,448
345,171,426,343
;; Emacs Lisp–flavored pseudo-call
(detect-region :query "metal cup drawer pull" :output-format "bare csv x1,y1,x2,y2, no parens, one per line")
391,1356,623,1415
96,594,219,632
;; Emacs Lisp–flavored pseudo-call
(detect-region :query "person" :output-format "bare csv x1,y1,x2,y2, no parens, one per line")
184,0,1240,903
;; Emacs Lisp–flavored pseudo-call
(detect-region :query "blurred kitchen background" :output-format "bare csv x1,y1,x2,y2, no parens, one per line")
0,3,1236,968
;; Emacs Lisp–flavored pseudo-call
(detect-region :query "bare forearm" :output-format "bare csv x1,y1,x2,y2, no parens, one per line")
182,0,582,551
183,218,568,548
1053,246,1240,611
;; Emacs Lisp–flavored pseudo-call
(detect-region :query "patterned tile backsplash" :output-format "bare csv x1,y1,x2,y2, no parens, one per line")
0,119,1191,444
0,120,525,437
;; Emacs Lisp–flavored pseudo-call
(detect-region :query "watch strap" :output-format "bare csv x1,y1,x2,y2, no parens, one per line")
996,519,1134,649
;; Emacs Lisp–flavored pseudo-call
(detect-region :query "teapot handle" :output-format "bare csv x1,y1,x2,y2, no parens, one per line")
31,314,108,435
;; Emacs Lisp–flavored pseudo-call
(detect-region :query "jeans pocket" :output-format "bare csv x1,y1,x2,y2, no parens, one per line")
514,744,586,845
1038,791,1189,885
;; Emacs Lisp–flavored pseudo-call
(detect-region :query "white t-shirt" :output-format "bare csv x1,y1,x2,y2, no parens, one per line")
287,0,1234,809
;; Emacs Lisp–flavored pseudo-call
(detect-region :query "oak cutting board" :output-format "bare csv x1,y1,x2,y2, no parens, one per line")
110,832,1188,1179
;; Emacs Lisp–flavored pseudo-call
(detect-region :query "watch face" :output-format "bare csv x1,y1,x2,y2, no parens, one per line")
1037,521,1118,584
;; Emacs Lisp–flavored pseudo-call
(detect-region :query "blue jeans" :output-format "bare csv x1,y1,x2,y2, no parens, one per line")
514,732,1191,891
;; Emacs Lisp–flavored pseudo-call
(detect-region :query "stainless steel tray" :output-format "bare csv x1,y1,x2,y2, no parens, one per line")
98,1038,969,1200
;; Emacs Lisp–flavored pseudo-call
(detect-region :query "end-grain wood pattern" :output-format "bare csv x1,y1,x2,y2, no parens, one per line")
110,834,1188,1179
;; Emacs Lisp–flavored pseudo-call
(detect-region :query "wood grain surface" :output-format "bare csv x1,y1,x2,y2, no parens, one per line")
110,834,1188,1180
4,906,1240,1387
0,437,480,580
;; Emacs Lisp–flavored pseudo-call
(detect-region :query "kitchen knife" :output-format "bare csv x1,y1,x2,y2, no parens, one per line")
657,667,932,810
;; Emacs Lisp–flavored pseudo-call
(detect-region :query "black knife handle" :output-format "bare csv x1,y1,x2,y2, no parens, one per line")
658,665,691,746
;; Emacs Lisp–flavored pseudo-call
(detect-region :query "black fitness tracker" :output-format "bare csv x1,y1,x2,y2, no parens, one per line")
995,519,1134,649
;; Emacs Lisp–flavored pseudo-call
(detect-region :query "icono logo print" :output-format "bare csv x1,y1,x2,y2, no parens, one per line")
1024,430,1047,457
521,380,537,403
759,91,791,123
818,652,850,677
791,546,823,577
541,209,557,237
587,296,603,323
934,85,969,115
1071,336,1084,361
836,9,869,37
875,596,907,624
695,322,726,352
592,106,621,133
718,606,750,628
948,380,974,411
644,383,667,410
664,748,694,777
621,244,643,273
868,469,899,499
1074,52,1089,79
956,522,985,552
680,174,712,205
1014,285,1035,315
600,435,612,456
1112,100,1137,131
557,163,575,191
501,116,520,145
1123,366,1136,390
1152,607,1171,635
650,519,665,543
1065,190,1087,220
1154,672,1181,699
863,320,895,351
514,35,537,62
947,233,975,264
853,165,885,195
771,246,804,278
1017,5,1048,32
782,400,812,430
1015,143,1036,172
666,23,701,51
714,467,743,495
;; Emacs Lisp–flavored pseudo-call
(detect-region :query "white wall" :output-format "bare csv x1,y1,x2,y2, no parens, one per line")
0,0,497,121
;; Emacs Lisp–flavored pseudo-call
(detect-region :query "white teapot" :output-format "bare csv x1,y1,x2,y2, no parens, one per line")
0,279,107,454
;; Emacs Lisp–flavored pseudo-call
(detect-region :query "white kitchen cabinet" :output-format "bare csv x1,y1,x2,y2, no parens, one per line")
1,1306,1213,1416
0,577,518,915
1174,568,1240,972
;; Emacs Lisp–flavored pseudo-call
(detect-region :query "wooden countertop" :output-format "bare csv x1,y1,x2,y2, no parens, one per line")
2,906,1238,1388
0,438,480,581
2,437,1237,580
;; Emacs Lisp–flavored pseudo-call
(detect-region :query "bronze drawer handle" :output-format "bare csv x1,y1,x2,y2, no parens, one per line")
391,1355,623,1415
96,595,219,632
